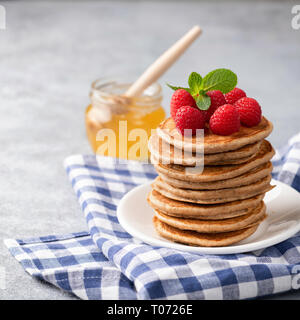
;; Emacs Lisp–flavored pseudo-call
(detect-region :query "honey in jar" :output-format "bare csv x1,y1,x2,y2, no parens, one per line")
85,78,165,161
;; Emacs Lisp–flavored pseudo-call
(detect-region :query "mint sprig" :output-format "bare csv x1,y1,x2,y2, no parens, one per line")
167,68,237,110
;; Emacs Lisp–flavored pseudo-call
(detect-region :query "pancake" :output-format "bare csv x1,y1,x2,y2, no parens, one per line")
152,175,273,204
148,132,262,166
153,216,262,247
207,154,257,165
158,162,273,190
152,140,275,182
147,189,265,219
155,201,266,233
156,116,273,153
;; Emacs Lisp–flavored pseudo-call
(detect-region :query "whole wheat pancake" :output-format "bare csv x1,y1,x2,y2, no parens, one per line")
148,132,262,166
152,140,275,182
152,175,273,204
156,116,273,154
206,154,257,165
148,189,265,219
155,201,266,233
158,162,273,190
153,216,261,247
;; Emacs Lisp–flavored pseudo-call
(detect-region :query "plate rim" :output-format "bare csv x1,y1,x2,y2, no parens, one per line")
117,179,300,255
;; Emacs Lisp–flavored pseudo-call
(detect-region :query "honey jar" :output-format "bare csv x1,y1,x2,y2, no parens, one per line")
85,78,165,161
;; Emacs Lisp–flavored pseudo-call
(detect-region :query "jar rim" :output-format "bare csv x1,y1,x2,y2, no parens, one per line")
90,77,162,101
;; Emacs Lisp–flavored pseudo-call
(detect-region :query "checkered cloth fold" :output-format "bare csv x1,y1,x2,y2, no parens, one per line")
5,133,300,300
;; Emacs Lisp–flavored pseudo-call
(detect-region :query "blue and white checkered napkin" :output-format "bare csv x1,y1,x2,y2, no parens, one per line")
5,133,300,300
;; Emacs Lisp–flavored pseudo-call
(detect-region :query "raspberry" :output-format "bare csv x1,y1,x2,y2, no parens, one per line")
174,105,205,136
235,97,262,127
209,104,240,136
203,90,226,122
170,89,196,119
225,88,246,105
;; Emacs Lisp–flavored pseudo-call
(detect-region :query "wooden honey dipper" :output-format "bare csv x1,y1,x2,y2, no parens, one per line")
125,25,202,98
89,26,202,121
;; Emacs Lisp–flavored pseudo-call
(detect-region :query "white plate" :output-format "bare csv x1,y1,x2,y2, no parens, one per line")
117,179,300,254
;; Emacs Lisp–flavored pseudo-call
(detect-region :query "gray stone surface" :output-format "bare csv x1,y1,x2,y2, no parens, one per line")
0,0,299,300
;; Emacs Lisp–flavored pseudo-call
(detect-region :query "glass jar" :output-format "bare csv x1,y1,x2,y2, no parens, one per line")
85,77,165,161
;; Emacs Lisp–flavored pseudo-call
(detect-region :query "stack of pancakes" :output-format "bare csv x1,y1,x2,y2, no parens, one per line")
147,116,275,247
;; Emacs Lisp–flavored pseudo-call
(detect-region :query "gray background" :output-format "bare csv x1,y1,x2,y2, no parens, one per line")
0,0,300,300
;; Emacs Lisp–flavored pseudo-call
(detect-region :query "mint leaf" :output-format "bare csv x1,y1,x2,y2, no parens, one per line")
166,83,191,93
201,69,237,93
194,94,211,111
188,72,202,94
